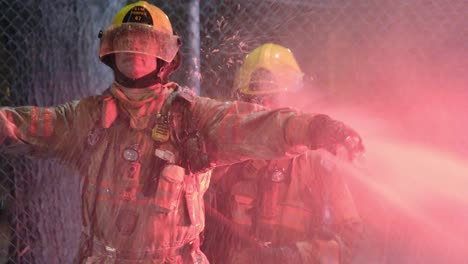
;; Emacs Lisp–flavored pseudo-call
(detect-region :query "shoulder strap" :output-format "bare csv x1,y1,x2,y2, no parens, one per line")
160,85,196,116
157,85,211,174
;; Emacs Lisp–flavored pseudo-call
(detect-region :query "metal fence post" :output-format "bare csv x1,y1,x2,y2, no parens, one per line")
187,0,201,94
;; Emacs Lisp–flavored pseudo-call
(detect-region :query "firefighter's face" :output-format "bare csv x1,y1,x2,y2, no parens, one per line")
115,52,157,79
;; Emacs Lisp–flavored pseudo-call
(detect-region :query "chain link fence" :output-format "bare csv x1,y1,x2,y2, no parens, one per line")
0,1,121,263
0,0,467,263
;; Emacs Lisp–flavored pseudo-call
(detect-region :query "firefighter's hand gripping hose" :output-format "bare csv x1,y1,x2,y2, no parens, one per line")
309,114,365,161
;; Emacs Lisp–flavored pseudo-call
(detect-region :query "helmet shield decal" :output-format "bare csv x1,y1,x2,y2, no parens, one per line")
100,23,179,63
122,6,154,25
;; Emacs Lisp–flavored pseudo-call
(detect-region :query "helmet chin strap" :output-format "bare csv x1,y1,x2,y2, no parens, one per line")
113,59,166,88
114,67,159,88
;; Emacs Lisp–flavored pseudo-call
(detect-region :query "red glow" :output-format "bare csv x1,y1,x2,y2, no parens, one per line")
275,82,468,262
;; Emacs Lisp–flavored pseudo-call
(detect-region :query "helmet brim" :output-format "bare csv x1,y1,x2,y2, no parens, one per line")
99,23,180,63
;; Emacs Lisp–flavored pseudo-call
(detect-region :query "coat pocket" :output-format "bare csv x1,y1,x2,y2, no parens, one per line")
184,176,204,229
154,164,185,212
115,209,139,236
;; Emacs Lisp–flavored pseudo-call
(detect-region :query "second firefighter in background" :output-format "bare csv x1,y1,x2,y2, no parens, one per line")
202,43,363,264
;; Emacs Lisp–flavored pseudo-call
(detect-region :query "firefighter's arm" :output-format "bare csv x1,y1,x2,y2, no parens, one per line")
294,220,362,264
325,194,363,264
291,149,362,264
191,97,364,165
236,245,304,264
308,150,363,264
327,159,363,264
0,98,97,158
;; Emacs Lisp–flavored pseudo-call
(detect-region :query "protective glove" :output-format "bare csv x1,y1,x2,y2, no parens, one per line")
309,114,365,160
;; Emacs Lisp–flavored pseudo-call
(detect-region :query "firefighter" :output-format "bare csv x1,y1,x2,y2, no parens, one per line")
203,43,362,264
0,2,363,264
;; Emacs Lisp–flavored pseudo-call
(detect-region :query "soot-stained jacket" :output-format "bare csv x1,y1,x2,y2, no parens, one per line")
0,82,347,264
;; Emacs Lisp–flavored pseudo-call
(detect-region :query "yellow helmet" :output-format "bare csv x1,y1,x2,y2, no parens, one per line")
99,1,180,63
235,43,304,96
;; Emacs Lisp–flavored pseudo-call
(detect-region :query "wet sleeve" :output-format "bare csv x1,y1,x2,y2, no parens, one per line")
0,98,98,159
318,151,363,264
293,150,362,264
191,96,318,165
329,179,363,264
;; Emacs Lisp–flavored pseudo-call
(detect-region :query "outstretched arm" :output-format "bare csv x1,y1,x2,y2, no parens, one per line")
192,97,364,165
0,97,99,159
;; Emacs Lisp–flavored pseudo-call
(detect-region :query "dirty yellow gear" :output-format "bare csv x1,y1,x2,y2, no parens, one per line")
235,43,304,96
99,1,180,63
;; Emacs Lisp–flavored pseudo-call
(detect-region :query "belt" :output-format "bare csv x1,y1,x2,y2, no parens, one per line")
90,238,199,260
